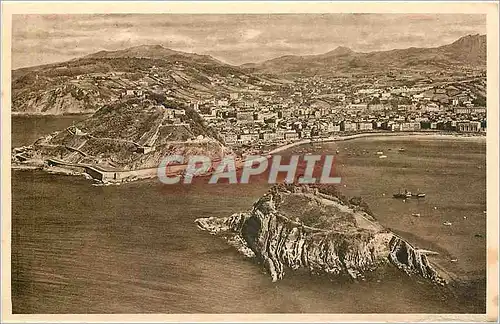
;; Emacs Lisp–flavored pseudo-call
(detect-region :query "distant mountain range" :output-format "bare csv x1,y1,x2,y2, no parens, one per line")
242,34,486,75
11,34,486,115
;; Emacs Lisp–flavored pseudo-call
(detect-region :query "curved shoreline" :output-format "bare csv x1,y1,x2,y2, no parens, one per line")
12,131,486,183
268,131,486,155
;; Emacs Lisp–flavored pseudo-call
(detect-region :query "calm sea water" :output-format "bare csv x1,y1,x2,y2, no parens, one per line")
11,116,486,313
11,114,91,148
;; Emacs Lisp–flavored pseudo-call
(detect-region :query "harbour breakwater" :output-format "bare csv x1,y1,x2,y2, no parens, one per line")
195,184,448,285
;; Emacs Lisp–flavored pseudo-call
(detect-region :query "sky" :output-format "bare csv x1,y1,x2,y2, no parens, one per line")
12,14,486,69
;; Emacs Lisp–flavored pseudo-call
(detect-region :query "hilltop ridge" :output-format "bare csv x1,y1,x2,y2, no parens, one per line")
242,34,486,75
82,44,224,65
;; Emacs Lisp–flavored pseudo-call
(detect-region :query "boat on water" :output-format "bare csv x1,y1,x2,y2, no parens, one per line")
393,189,426,199
393,190,412,199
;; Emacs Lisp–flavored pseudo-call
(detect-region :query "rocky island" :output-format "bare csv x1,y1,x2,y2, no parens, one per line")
196,184,448,285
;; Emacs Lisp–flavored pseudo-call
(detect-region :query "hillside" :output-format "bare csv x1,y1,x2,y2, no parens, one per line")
11,45,276,115
243,34,486,75
12,97,228,171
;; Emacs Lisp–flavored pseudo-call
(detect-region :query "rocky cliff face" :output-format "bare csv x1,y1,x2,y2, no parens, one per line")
196,184,447,285
12,76,107,115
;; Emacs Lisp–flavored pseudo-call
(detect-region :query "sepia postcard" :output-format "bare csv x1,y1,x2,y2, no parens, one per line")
1,1,499,323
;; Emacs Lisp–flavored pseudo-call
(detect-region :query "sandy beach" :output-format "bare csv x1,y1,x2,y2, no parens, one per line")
269,131,486,155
